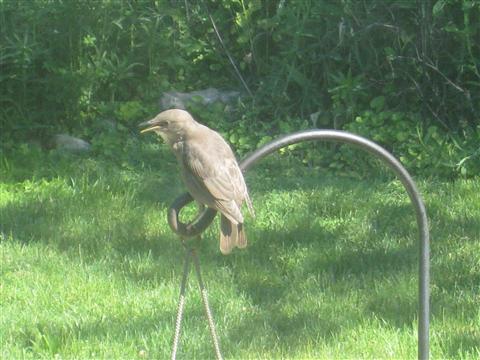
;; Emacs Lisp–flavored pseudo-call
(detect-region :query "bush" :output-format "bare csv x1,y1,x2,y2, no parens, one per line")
1,0,478,178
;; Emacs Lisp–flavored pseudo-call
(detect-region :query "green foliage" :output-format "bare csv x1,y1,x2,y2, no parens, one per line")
348,110,480,178
0,0,479,178
0,0,231,140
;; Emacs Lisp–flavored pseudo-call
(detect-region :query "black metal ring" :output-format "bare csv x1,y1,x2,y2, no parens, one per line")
167,192,217,238
167,129,429,360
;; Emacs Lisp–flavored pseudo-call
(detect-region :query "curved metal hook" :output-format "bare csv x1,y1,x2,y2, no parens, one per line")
167,192,216,238
167,129,430,360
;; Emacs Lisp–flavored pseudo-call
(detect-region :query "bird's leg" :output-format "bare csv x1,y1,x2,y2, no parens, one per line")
196,202,206,213
180,203,207,248
193,202,208,223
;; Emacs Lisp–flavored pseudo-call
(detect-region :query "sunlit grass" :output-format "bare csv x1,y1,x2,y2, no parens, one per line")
1,147,479,359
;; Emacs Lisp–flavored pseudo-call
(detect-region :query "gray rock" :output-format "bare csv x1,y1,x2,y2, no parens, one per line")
53,134,91,152
160,88,240,110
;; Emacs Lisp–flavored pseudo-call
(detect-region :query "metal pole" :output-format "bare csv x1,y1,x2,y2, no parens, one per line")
240,130,430,360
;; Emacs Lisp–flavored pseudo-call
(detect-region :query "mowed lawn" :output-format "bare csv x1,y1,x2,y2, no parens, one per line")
1,147,479,359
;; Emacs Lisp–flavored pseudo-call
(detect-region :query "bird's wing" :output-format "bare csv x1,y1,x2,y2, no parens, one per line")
182,139,244,223
205,159,244,201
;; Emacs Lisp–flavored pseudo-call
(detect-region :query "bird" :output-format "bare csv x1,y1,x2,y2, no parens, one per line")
139,109,254,254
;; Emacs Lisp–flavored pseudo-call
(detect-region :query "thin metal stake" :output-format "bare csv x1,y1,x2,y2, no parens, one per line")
171,249,192,360
171,244,223,360
192,249,223,360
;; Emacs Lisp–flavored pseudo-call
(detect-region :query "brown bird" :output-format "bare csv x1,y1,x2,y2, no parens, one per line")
139,109,254,254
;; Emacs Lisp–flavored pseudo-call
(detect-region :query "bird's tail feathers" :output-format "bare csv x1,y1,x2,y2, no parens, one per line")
236,223,247,249
220,215,247,254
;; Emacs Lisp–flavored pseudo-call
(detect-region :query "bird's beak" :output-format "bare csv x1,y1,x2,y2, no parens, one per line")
138,119,160,134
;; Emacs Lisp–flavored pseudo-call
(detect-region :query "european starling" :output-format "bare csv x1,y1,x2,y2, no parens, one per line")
139,109,254,254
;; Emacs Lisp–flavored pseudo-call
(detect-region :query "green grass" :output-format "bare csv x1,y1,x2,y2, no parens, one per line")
1,144,479,359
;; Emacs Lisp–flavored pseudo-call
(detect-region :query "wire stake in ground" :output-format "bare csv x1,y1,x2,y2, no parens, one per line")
171,241,223,360
192,249,223,360
171,248,192,360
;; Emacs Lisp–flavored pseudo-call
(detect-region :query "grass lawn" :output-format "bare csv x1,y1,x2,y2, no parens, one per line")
1,143,479,359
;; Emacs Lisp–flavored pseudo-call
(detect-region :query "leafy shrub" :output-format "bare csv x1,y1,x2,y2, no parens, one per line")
347,110,480,178
1,0,479,178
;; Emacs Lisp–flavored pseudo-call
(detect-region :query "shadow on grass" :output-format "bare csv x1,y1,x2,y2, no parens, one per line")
228,227,418,336
190,185,477,357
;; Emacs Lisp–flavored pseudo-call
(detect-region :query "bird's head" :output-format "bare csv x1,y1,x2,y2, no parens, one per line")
139,109,198,145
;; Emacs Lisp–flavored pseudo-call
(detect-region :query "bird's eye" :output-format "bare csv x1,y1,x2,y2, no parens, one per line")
158,120,168,127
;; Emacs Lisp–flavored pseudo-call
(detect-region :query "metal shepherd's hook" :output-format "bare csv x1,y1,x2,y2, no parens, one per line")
167,129,430,360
